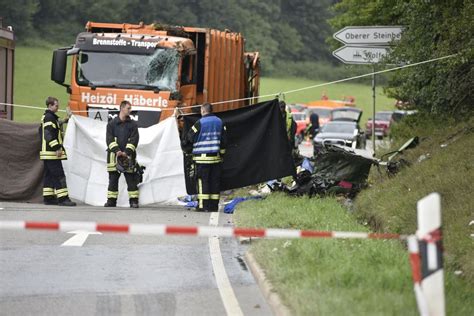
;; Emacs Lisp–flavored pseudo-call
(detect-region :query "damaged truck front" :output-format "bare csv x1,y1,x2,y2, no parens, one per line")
51,22,260,127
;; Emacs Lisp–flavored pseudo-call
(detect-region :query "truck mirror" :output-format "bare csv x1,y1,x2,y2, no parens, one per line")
51,49,67,84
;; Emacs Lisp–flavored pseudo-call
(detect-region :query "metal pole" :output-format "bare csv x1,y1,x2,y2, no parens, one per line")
371,64,376,156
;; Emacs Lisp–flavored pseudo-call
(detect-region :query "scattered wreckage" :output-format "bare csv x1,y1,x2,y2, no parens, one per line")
270,137,419,198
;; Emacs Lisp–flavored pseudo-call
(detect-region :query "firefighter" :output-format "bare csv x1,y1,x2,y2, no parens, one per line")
183,103,227,212
279,101,297,152
40,96,76,206
104,100,140,208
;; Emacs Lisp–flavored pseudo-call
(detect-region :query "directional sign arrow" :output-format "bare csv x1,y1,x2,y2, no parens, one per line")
333,26,403,45
332,45,390,65
61,230,102,247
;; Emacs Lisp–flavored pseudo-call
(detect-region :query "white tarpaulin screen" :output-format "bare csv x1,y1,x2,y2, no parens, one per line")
62,115,186,207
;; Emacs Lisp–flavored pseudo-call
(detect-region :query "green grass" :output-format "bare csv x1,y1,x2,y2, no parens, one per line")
357,116,474,284
13,45,69,123
235,192,473,315
12,46,395,124
234,116,474,315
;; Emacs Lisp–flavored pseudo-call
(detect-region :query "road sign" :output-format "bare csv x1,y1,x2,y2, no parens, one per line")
333,26,403,45
332,45,390,65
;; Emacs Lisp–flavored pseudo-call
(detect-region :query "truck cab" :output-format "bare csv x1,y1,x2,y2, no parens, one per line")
52,22,260,127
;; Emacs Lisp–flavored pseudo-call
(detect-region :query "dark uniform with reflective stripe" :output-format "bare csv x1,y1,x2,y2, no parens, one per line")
105,116,139,206
184,114,227,212
40,109,70,203
183,114,227,212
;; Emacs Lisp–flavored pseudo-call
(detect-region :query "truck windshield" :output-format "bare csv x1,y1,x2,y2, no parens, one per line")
76,49,179,92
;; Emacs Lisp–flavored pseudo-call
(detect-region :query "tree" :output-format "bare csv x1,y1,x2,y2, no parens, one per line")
329,0,474,116
0,0,39,40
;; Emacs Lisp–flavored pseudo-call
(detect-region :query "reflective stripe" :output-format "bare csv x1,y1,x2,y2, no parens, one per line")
107,191,118,198
193,146,220,152
126,143,136,151
192,126,198,133
43,121,56,128
43,188,55,196
198,179,203,208
210,194,220,200
40,151,67,160
49,140,59,147
194,140,220,146
193,155,221,163
128,191,139,198
109,142,118,150
193,154,221,160
107,152,116,171
219,149,226,154
198,194,211,199
56,188,68,198
193,160,221,164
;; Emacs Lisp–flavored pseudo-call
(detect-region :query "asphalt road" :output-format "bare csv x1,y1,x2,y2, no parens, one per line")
0,202,272,315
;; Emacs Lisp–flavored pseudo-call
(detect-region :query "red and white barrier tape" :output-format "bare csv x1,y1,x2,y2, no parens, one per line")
0,220,404,240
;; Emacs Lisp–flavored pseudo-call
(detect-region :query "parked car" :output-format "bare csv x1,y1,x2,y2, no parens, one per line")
313,108,366,152
365,111,394,139
365,110,417,139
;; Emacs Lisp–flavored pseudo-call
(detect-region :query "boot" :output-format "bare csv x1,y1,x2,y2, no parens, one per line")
104,198,117,207
129,198,139,209
58,198,76,207
43,197,58,205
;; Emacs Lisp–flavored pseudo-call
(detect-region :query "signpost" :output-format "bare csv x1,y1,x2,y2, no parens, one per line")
332,46,390,64
332,26,403,155
333,26,403,45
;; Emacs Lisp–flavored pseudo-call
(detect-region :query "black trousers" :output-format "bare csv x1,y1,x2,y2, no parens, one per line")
43,160,69,202
107,171,139,203
196,163,222,211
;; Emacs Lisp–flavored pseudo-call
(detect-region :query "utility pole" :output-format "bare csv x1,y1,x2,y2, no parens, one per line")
372,64,376,156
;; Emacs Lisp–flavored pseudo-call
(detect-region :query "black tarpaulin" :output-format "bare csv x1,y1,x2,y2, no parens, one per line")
182,99,295,194
0,118,43,202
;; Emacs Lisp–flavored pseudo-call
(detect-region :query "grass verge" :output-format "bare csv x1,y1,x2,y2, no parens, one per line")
234,115,474,315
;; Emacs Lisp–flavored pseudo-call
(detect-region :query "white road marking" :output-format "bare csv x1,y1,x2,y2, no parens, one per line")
209,212,244,316
61,230,102,247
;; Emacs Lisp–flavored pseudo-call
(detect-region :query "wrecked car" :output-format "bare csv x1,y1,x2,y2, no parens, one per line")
313,107,365,153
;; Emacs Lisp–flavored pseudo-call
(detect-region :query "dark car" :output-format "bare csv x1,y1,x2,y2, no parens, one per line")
313,108,366,152
365,111,393,139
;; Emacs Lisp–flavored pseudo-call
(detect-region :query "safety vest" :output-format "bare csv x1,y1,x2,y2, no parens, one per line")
286,110,293,139
39,110,67,160
192,115,225,164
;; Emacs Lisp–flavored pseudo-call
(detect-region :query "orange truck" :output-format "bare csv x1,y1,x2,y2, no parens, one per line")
51,21,260,127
